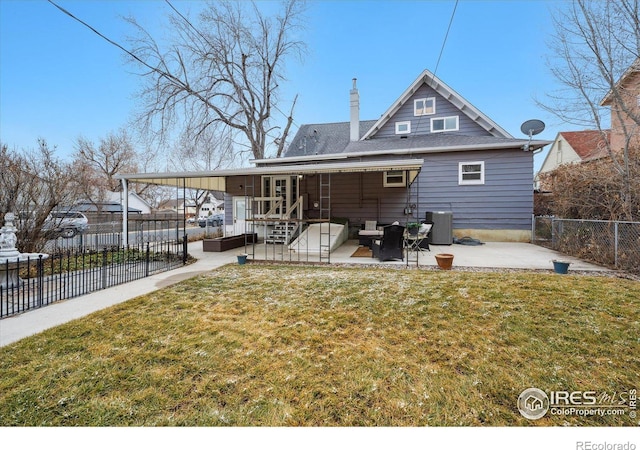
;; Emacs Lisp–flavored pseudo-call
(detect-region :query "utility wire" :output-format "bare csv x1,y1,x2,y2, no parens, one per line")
48,0,297,149
47,0,177,85
433,0,459,80
412,0,460,137
407,0,459,216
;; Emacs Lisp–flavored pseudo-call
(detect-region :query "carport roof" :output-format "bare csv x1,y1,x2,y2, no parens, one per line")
116,158,425,191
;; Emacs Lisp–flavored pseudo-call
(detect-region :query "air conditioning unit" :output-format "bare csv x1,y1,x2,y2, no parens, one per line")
425,211,453,245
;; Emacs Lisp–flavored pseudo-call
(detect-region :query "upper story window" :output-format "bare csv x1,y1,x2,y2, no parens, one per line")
414,97,435,116
431,116,459,133
395,121,411,134
459,161,485,185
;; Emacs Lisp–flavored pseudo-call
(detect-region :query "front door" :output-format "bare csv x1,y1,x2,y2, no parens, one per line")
233,196,252,235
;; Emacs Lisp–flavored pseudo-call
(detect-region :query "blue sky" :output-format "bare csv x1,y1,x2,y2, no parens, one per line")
1,0,569,171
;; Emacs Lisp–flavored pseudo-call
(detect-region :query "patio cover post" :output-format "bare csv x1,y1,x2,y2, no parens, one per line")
182,179,187,263
122,178,129,247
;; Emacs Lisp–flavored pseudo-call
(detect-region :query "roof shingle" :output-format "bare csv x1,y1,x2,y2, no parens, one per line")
560,130,610,161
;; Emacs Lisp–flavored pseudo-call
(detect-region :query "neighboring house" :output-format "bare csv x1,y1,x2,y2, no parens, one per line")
536,130,610,189
534,130,610,215
75,201,142,215
198,194,224,218
536,59,640,190
157,198,197,217
601,57,640,152
118,70,550,244
104,191,152,215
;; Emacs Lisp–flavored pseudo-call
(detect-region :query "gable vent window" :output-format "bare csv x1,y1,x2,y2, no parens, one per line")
384,170,406,187
459,161,485,185
414,97,435,116
431,116,459,133
395,121,411,135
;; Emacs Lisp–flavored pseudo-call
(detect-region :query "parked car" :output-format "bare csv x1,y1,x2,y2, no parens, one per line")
186,217,197,225
42,210,89,238
198,214,223,228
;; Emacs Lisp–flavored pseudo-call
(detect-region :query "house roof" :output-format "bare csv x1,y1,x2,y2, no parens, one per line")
560,130,610,161
104,191,153,208
75,201,142,214
268,123,547,165
117,158,425,191
278,69,548,163
361,69,513,140
601,57,640,106
284,121,378,158
157,198,195,210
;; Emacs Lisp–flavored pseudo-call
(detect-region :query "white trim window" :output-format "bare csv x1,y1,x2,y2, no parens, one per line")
383,170,406,187
414,97,435,116
459,161,485,185
431,116,459,133
395,121,411,135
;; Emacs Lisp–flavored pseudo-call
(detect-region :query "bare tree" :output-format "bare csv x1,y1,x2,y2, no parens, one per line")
125,0,305,160
73,129,160,210
539,0,640,219
165,123,236,215
538,149,640,220
0,140,80,252
74,129,137,194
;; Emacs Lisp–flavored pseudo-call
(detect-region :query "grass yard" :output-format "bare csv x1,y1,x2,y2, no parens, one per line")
0,264,638,426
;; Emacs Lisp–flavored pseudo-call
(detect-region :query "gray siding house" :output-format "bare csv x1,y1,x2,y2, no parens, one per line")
249,70,549,242
117,70,550,246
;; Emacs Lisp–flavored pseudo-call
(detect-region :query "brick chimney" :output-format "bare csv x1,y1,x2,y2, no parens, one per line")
350,78,359,141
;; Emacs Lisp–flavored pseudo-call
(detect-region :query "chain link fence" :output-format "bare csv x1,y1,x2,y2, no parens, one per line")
533,216,640,273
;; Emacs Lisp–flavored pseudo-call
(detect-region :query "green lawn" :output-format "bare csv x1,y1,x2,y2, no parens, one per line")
0,264,638,426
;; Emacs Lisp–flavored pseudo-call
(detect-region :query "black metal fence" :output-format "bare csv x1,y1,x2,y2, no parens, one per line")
533,216,640,273
1,240,185,319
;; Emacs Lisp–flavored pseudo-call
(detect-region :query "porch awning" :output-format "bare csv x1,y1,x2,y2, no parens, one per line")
116,158,424,191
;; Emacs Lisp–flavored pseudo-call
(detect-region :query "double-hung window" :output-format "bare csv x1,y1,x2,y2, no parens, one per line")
459,161,485,185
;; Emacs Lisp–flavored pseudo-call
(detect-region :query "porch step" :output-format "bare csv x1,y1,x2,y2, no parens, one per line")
266,223,298,245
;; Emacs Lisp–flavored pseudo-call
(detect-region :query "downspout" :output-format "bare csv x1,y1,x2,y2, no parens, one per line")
122,178,129,247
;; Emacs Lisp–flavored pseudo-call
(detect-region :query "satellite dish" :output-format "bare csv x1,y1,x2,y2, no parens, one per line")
520,119,545,137
520,119,545,151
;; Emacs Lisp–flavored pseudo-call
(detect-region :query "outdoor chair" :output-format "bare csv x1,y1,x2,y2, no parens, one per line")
405,222,433,252
358,220,383,247
371,224,405,261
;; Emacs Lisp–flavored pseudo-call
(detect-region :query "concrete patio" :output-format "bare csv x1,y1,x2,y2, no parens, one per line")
244,239,611,272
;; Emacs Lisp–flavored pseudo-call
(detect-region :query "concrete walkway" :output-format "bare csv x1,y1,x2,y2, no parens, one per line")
0,240,613,348
0,241,236,347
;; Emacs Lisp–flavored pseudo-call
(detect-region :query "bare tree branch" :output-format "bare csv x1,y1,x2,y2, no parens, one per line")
126,0,306,160
539,0,640,220
1,140,81,252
